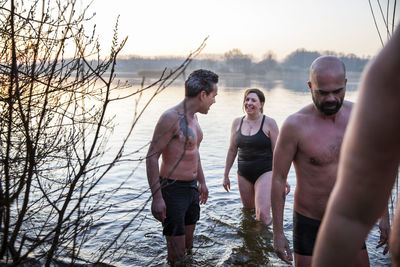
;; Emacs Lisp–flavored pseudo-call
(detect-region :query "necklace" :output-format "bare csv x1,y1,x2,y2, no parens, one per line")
245,114,262,134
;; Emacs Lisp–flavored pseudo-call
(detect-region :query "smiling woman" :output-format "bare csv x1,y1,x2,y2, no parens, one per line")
223,88,281,227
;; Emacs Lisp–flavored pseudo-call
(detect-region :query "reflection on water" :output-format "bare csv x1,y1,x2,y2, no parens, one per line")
90,73,391,266
222,209,274,266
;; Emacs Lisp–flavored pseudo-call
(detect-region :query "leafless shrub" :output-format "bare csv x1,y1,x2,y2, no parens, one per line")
0,0,205,266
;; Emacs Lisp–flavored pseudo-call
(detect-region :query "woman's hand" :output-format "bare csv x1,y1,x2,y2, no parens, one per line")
223,176,231,192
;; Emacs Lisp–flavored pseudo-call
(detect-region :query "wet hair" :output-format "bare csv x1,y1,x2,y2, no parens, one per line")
185,69,219,97
243,88,265,113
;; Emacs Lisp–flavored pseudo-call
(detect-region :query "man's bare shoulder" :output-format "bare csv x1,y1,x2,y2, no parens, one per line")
282,104,314,129
342,100,354,113
343,100,354,107
156,106,182,130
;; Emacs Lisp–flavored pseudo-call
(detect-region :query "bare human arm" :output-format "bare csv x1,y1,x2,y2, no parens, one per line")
222,118,240,192
271,116,298,264
197,154,208,204
194,115,208,205
312,24,400,267
267,117,290,194
146,111,178,222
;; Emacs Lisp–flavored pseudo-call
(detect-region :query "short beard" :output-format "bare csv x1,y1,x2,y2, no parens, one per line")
312,95,343,116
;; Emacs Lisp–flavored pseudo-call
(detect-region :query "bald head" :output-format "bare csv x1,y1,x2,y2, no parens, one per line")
310,56,346,83
308,56,347,116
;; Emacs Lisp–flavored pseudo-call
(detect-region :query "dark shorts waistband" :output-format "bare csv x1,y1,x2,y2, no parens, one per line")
159,177,197,187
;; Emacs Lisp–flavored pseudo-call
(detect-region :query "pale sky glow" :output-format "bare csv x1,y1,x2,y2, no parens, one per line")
88,0,400,61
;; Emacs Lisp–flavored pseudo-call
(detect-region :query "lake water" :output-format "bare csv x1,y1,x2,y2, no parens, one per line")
90,72,392,266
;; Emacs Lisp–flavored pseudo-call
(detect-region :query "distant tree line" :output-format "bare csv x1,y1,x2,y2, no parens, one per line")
116,48,371,76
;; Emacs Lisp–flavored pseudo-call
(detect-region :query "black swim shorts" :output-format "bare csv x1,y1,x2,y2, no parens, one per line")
160,177,200,236
293,211,320,256
293,211,366,256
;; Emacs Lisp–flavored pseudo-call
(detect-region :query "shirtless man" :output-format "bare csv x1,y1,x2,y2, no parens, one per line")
312,25,400,267
146,69,218,264
271,55,389,266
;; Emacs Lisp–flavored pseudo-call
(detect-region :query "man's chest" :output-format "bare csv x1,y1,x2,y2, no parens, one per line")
297,127,345,166
174,118,203,149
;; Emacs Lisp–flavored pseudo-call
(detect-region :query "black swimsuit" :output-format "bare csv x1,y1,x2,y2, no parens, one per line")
293,211,366,256
234,115,273,184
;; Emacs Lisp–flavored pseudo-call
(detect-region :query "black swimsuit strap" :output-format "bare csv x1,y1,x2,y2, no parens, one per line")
238,115,265,134
258,115,266,132
238,116,245,132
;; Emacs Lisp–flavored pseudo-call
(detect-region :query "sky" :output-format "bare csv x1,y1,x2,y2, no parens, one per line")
87,0,400,61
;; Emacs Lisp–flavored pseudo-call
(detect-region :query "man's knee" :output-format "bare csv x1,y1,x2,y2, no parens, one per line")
185,224,195,249
167,248,184,261
166,236,185,261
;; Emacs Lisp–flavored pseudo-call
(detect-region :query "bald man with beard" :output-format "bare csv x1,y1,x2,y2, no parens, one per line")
271,56,389,267
312,24,400,267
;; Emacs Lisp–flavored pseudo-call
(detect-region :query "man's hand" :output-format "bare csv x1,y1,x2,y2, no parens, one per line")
274,233,293,265
223,177,231,192
377,216,390,255
151,197,166,222
198,182,209,204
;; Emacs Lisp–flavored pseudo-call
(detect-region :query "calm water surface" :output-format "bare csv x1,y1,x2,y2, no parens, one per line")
93,73,391,266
